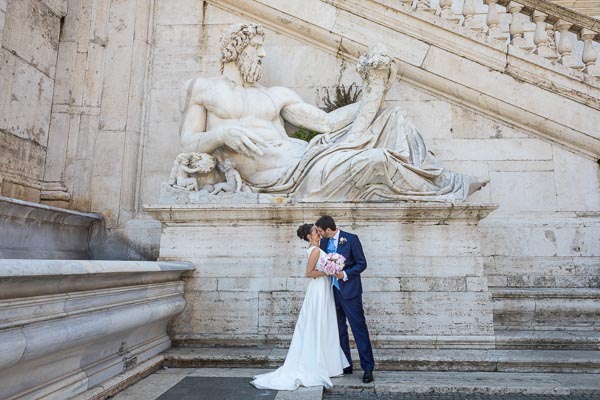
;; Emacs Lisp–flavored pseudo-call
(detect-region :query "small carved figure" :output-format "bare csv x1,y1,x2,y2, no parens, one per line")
211,159,250,194
168,152,215,191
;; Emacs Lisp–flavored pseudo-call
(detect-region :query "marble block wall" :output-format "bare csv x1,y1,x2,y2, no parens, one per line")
146,203,498,349
0,260,193,400
0,0,65,202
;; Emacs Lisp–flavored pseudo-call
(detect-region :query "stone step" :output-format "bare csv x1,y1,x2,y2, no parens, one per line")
109,367,600,399
495,330,600,350
492,288,600,331
326,370,600,396
164,347,600,374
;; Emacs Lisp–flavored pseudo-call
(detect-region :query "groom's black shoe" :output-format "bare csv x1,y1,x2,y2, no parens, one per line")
343,367,353,375
362,371,374,383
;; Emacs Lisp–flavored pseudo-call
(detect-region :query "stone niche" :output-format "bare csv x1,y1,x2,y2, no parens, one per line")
145,202,498,349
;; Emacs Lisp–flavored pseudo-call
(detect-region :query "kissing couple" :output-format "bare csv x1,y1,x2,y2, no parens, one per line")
251,215,375,390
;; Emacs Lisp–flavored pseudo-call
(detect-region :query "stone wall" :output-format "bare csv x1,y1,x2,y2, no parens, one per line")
40,0,159,259
140,0,599,262
146,203,498,349
0,0,65,202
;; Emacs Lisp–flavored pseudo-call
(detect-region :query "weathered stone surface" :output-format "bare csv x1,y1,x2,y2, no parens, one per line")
147,202,496,348
492,288,600,330
2,0,61,78
0,260,192,400
0,195,101,259
161,347,600,374
0,48,54,145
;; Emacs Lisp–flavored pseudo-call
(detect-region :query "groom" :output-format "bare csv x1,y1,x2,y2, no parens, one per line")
315,215,375,383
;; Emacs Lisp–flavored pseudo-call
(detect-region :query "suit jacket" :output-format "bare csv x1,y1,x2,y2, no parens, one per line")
320,230,367,299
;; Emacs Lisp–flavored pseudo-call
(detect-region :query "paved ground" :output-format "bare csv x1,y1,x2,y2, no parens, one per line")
111,368,600,400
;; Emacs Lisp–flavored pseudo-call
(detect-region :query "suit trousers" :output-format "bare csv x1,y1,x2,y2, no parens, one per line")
333,288,375,372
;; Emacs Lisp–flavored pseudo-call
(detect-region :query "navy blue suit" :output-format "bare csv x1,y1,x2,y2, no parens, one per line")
320,230,374,372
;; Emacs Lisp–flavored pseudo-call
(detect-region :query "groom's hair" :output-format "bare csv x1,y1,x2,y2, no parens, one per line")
315,215,336,231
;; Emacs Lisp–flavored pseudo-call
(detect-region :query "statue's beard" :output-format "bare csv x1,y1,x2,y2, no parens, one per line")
237,52,262,83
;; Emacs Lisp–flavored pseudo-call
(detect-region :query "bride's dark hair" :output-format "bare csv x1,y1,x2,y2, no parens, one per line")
296,223,314,242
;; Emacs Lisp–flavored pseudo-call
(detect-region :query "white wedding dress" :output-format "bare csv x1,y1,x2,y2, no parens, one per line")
251,246,349,390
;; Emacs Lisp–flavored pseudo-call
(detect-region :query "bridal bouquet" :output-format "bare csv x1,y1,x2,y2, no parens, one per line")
319,253,346,275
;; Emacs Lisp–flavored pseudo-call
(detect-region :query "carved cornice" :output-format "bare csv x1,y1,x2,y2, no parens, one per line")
205,0,600,160
144,202,499,224
39,0,68,18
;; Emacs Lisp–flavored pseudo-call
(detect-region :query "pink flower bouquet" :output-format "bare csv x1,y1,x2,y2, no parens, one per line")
319,253,346,275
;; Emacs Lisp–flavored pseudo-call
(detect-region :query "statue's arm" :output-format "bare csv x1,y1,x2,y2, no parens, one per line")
180,79,268,156
180,79,225,153
180,106,226,154
279,89,359,133
181,165,204,174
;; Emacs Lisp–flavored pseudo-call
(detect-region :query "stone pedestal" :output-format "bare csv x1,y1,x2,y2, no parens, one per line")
145,202,498,349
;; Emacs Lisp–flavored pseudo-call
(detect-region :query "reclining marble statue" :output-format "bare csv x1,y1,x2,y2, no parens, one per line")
177,23,488,201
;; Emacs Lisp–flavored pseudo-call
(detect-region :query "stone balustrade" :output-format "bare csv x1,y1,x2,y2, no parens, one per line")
399,0,600,76
0,260,193,400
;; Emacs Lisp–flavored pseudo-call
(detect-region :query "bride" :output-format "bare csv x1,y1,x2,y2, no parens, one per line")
251,223,349,390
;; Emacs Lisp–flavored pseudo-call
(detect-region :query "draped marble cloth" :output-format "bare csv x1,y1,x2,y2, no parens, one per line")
251,107,487,202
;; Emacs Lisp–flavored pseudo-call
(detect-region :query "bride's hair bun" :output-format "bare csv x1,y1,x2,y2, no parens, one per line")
296,223,314,242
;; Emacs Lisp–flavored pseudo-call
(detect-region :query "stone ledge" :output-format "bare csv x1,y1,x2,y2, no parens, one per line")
495,330,600,350
492,288,600,299
0,195,100,226
163,347,600,373
0,196,102,259
0,260,194,299
0,281,186,329
144,202,498,224
327,370,600,395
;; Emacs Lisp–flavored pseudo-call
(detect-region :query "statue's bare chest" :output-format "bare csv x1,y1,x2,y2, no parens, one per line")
207,86,281,121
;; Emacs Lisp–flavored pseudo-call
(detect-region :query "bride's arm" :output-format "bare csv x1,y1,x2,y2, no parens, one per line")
306,248,327,279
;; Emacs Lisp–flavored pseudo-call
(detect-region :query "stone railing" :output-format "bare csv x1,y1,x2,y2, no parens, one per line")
0,260,193,400
401,0,600,76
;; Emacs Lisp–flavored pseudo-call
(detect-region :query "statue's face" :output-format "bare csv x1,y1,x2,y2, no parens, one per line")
237,35,265,83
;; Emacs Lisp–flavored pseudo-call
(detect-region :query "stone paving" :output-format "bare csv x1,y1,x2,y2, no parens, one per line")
111,368,600,400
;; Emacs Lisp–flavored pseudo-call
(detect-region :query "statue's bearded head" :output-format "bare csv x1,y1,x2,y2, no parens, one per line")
220,23,266,83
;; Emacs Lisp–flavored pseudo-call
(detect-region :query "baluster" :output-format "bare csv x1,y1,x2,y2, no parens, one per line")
485,0,508,41
532,11,554,59
555,20,580,69
579,28,600,76
545,24,560,61
416,0,436,14
462,0,483,32
439,0,461,23
507,2,533,50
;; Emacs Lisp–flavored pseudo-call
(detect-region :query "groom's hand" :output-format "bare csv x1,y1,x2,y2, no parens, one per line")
333,272,344,280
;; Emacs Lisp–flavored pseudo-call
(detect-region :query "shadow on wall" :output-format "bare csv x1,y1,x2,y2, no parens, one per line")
0,195,161,261
89,218,162,261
